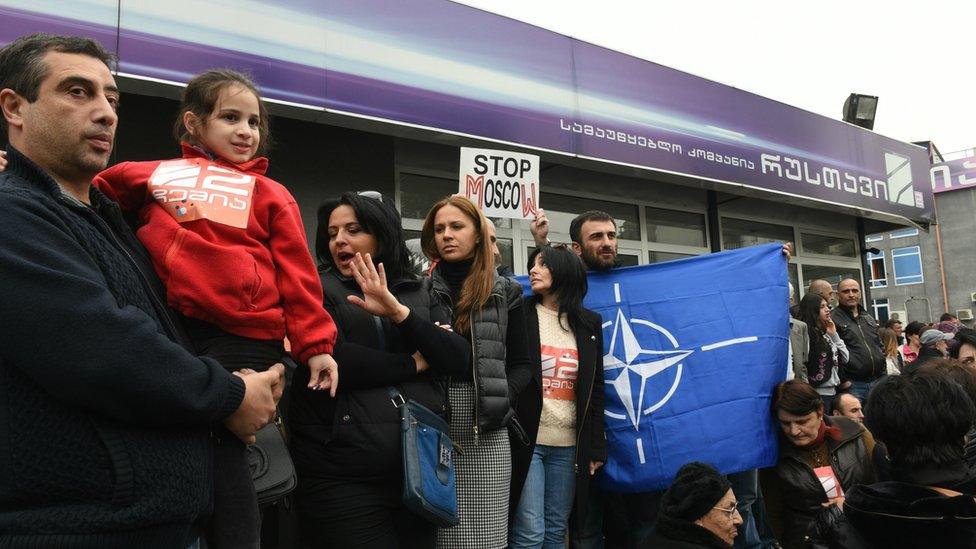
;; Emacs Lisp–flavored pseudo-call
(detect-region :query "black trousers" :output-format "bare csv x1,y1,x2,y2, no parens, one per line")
296,474,436,549
187,318,285,549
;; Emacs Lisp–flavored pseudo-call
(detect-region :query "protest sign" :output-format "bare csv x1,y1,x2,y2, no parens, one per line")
458,147,540,220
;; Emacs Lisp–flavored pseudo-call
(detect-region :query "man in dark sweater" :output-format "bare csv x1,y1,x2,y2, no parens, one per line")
0,34,282,547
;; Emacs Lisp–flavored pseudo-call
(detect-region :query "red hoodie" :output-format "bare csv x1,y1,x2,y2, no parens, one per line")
95,144,335,363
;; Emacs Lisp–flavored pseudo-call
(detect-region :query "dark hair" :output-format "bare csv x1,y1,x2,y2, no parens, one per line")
0,33,115,134
772,380,824,417
527,245,592,335
797,292,834,383
952,328,976,359
173,69,271,156
884,318,903,329
904,320,925,338
866,373,974,470
569,210,615,245
941,312,959,322
830,392,855,416
315,192,415,282
797,293,825,331
912,358,976,421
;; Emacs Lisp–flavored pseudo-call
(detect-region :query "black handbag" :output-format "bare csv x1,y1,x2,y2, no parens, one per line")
247,414,297,506
389,386,460,527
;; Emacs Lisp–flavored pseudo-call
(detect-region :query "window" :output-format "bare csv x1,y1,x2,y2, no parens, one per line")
892,246,923,285
399,173,456,220
802,233,856,258
889,228,919,239
645,207,706,247
721,218,794,251
648,251,695,264
867,251,887,288
872,298,890,323
538,192,640,241
801,265,861,305
617,253,640,267
865,234,883,243
494,236,514,272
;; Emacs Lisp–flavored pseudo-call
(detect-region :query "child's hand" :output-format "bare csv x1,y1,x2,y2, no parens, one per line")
307,353,339,397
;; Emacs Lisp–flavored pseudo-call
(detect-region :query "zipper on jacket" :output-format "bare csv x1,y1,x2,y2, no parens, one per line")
470,327,480,446
574,348,597,475
432,286,480,444
853,317,878,378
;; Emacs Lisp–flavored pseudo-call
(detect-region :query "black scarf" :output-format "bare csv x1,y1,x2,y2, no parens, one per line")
436,258,474,303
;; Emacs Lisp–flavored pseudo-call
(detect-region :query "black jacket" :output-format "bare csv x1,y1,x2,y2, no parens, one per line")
644,514,733,548
288,268,470,480
830,306,885,381
904,345,944,374
763,416,875,549
810,464,976,549
430,266,532,437
509,297,607,540
0,147,245,547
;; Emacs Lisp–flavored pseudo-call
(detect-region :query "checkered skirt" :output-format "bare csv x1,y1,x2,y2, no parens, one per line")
436,381,511,549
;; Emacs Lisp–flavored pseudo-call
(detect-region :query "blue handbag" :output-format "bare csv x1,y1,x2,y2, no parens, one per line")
388,386,460,527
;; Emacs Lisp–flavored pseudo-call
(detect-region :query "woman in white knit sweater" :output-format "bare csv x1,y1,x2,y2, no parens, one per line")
509,245,607,549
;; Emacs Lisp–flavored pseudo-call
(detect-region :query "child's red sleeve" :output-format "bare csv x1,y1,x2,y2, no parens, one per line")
267,199,337,362
92,162,151,213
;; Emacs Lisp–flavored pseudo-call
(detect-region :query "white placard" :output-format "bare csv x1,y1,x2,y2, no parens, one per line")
458,147,540,220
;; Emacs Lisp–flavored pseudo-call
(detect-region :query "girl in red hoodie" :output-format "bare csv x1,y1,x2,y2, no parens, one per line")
94,69,338,548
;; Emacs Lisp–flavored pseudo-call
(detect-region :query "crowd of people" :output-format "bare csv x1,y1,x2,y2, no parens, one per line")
1,32,975,549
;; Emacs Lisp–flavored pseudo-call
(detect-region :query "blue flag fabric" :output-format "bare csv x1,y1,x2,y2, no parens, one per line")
519,243,788,492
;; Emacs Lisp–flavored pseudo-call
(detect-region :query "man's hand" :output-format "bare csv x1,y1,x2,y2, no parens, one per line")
530,209,550,247
307,353,339,397
224,364,284,444
782,242,793,260
0,150,6,171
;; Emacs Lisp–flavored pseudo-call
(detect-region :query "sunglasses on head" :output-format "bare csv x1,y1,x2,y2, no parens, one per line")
357,190,383,202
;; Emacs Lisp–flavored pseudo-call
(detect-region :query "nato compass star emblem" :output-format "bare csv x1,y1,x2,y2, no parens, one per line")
602,282,758,464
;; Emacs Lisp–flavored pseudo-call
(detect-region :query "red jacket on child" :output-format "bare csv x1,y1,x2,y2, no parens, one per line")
95,143,335,363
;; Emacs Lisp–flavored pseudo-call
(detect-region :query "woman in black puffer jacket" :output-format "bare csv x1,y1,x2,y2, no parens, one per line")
289,192,470,548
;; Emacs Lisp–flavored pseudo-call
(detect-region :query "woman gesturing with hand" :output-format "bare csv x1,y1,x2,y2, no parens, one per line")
288,192,469,548
346,252,411,324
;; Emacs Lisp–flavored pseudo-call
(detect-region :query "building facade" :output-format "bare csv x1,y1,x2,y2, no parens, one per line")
867,154,976,325
1,0,935,301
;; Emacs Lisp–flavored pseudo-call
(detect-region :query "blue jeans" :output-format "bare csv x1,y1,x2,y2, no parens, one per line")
849,379,876,404
728,469,760,549
510,445,577,549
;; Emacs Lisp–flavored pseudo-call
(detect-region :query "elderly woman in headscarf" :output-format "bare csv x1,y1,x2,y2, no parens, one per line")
646,462,744,548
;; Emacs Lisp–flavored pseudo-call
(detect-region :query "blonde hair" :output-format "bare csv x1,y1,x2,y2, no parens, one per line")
879,327,899,358
421,196,495,334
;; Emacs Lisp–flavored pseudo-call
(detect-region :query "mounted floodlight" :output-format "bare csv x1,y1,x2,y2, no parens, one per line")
843,93,879,130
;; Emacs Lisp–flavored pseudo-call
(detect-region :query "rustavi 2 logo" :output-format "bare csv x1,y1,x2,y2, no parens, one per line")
602,282,758,464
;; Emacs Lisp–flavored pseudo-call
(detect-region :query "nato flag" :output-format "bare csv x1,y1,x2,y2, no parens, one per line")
525,243,788,492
